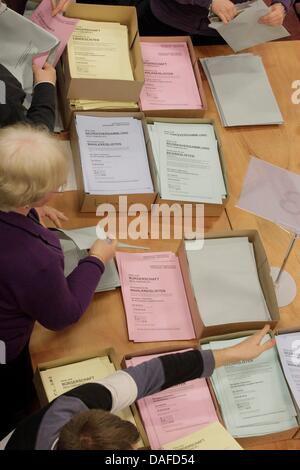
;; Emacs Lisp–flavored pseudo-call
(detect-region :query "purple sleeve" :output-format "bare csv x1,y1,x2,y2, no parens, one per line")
20,256,105,330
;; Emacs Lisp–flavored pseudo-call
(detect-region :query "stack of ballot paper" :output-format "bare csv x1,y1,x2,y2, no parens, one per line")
203,335,298,437
162,421,243,450
276,332,300,410
75,115,154,195
116,252,195,342
140,41,202,111
125,352,219,449
57,229,120,293
67,19,134,81
70,99,138,111
185,237,271,326
208,0,289,52
39,355,143,446
200,54,283,126
147,122,227,203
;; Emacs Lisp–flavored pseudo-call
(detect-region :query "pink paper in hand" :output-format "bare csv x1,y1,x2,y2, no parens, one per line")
237,156,300,234
31,0,78,67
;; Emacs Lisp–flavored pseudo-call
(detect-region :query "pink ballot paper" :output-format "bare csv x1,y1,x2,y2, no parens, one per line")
126,352,219,449
237,156,300,234
139,41,202,111
31,0,78,67
116,252,195,342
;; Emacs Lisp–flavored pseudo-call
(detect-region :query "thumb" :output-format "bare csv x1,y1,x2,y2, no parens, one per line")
43,62,51,70
110,239,118,250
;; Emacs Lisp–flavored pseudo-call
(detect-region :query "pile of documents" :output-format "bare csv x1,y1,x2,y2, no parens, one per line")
185,237,271,326
162,421,242,450
140,41,202,111
116,252,195,342
203,335,298,437
57,227,120,293
147,122,227,203
67,19,134,80
208,0,289,52
200,54,283,126
75,115,154,195
276,332,300,410
70,99,138,111
39,355,143,446
125,351,219,449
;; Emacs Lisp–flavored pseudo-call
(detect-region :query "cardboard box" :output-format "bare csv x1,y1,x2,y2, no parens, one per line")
145,116,228,216
199,330,300,447
70,111,158,212
121,345,223,450
62,4,144,102
275,327,300,440
33,348,148,447
140,36,207,118
181,230,279,338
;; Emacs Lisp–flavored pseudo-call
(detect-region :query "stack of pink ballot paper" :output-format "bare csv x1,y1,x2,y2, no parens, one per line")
140,41,202,111
116,252,195,342
125,352,219,449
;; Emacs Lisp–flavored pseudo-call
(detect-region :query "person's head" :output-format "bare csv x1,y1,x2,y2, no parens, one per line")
56,409,140,450
0,123,68,212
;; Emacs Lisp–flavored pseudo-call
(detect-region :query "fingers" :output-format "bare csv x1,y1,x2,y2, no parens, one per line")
260,337,276,353
56,210,68,221
254,324,271,344
52,0,70,16
218,13,229,24
110,239,118,250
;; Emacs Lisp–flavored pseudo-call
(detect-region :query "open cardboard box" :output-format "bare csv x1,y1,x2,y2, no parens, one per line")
62,4,144,103
275,327,300,440
145,116,229,217
140,36,207,118
69,111,158,212
33,348,148,448
121,345,223,450
199,330,300,447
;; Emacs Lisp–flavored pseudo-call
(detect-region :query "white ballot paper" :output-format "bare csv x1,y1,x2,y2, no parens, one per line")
276,332,300,410
209,0,289,52
0,3,59,92
147,122,226,203
200,54,283,127
185,237,270,326
75,115,154,195
203,335,298,437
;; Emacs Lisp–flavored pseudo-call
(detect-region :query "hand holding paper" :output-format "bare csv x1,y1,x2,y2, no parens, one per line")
89,238,118,265
211,0,237,24
259,3,285,25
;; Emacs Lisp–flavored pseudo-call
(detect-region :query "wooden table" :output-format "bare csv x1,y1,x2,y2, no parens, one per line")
30,41,300,450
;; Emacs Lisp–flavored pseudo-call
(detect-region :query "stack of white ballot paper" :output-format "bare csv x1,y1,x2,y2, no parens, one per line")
75,115,154,195
276,332,300,410
67,19,134,81
147,122,227,203
200,54,283,127
202,336,298,437
185,237,270,326
39,356,143,447
57,228,120,293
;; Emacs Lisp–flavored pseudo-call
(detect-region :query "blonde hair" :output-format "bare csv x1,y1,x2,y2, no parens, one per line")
0,124,68,211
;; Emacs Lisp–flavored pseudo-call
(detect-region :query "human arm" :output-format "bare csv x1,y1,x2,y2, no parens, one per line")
27,63,56,131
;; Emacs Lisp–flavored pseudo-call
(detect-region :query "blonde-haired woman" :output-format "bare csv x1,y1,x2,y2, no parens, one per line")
0,124,117,439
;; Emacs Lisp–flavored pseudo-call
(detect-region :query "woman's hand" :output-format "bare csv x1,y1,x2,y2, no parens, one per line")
36,206,68,228
32,63,56,86
89,238,118,264
211,0,237,24
51,0,72,17
213,325,276,367
258,3,286,26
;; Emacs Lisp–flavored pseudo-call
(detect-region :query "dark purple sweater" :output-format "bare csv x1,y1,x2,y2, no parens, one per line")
0,209,104,363
150,0,294,36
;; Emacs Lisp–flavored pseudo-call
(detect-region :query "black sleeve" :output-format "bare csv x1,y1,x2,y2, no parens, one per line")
63,383,113,411
160,350,206,390
26,83,56,131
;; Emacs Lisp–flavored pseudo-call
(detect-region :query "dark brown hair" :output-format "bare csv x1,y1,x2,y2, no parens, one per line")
56,409,140,450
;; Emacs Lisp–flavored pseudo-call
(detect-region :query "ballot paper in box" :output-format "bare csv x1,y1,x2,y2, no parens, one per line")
208,0,289,53
200,330,300,446
185,230,279,338
70,112,157,212
122,347,222,450
200,54,283,127
139,37,207,118
116,231,279,344
55,226,120,293
61,4,144,103
33,349,147,448
146,117,228,216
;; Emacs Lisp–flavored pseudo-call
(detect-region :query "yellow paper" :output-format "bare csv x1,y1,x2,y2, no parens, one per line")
70,99,138,110
162,422,243,450
67,19,134,80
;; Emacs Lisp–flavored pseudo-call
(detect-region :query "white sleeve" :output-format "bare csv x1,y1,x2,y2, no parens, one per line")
95,370,138,413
